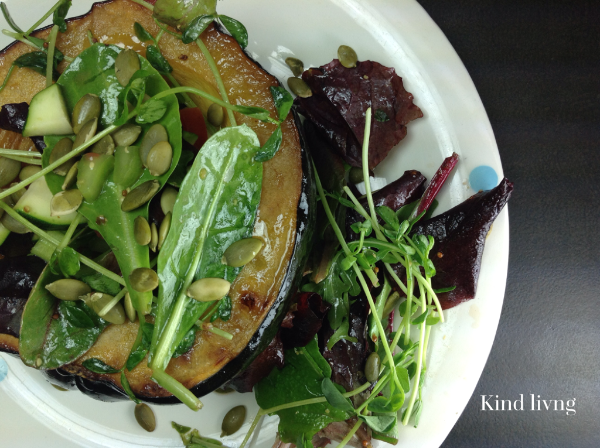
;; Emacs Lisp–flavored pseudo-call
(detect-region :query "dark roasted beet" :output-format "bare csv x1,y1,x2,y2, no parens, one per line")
319,293,369,392
346,170,426,241
0,255,46,338
296,60,422,170
303,119,346,194
0,102,45,152
227,333,285,393
280,292,330,349
408,178,514,309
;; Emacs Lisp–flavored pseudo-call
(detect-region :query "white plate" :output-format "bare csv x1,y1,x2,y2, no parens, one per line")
0,0,509,447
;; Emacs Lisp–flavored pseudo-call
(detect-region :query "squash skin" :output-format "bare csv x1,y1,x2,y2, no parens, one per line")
0,0,315,401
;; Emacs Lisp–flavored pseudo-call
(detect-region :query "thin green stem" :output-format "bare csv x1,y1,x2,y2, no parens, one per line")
195,38,237,126
45,25,58,87
207,326,233,340
130,0,154,11
164,73,197,109
2,29,39,50
0,149,41,157
56,213,82,251
335,419,362,448
98,287,128,316
0,64,15,94
413,270,444,322
361,108,377,224
25,0,64,35
155,29,165,44
151,369,202,411
153,18,180,39
239,409,263,448
2,155,42,165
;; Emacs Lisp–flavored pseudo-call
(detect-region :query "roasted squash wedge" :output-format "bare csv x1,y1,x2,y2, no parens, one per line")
0,0,314,401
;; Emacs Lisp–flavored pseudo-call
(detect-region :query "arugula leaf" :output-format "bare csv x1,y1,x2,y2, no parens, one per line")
218,15,248,49
182,14,214,44
254,126,282,162
53,0,72,33
146,45,173,75
82,357,120,374
134,22,154,43
255,338,350,443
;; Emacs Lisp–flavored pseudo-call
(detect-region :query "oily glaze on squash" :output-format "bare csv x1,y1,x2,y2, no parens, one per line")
0,0,312,400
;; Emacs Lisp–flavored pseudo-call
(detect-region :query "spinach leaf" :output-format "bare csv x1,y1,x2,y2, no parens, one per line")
18,266,109,369
150,125,262,368
43,44,181,315
82,357,120,374
255,338,350,443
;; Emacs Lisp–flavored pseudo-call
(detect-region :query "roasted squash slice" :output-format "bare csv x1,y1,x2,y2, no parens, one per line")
0,0,314,401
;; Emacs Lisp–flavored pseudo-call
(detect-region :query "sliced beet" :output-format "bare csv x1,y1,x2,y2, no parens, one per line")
280,292,330,350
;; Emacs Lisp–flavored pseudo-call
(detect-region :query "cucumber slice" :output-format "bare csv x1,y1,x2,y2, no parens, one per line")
0,222,10,246
14,177,77,228
23,84,74,137
30,230,64,261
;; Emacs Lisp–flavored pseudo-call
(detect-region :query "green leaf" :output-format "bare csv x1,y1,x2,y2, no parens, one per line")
168,149,194,188
433,285,456,294
136,99,168,124
44,44,182,316
426,315,441,326
152,0,217,29
326,315,357,350
82,357,120,374
368,379,404,413
350,219,372,236
374,109,390,122
121,371,141,403
236,105,272,121
396,366,410,392
172,326,196,358
53,0,72,33
321,378,354,412
134,22,154,43
182,14,214,44
340,255,356,271
359,414,397,433
210,295,232,322
218,15,248,49
59,301,95,328
376,205,399,230
1,2,23,33
126,321,154,371
150,125,262,367
13,52,58,79
396,200,418,222
328,192,355,209
411,309,429,325
270,86,293,122
255,338,349,443
146,45,173,74
254,126,282,162
58,247,80,277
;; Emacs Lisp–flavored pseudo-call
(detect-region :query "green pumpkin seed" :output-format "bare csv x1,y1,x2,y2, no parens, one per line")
382,292,400,318
51,189,83,216
10,185,25,203
139,123,168,166
146,141,173,177
45,279,91,301
18,165,41,182
0,156,21,188
62,163,78,190
149,222,158,252
160,186,177,215
121,180,160,212
348,166,364,185
134,403,156,432
285,57,304,77
134,215,151,246
49,138,75,176
0,210,29,234
338,45,358,68
129,267,159,292
124,292,136,323
207,103,224,127
86,292,126,324
90,134,115,156
186,277,231,302
221,405,246,437
157,212,171,251
365,352,380,383
72,93,101,134
112,123,142,147
215,387,235,394
114,145,143,189
51,384,69,392
287,77,312,98
222,237,263,268
115,49,140,87
73,117,98,149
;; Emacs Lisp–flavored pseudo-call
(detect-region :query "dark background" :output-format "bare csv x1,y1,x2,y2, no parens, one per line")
415,1,600,447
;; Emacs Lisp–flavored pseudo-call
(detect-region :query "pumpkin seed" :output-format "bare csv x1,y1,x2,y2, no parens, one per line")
1,212,29,233
121,180,160,212
382,292,400,318
72,93,101,134
51,189,83,216
160,186,177,215
134,216,151,246
129,267,159,292
146,141,173,177
10,185,25,203
134,403,156,432
90,134,115,156
215,386,235,394
207,103,224,127
112,123,142,147
285,57,304,77
51,384,69,392
149,222,158,252
365,352,380,383
338,45,358,68
0,156,21,188
86,292,126,324
186,278,231,302
73,117,98,149
157,211,171,251
62,163,78,190
49,138,75,176
18,165,41,182
222,237,263,268
287,77,312,98
115,49,140,87
45,279,91,301
124,292,136,323
221,405,246,437
348,166,364,185
139,123,168,166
